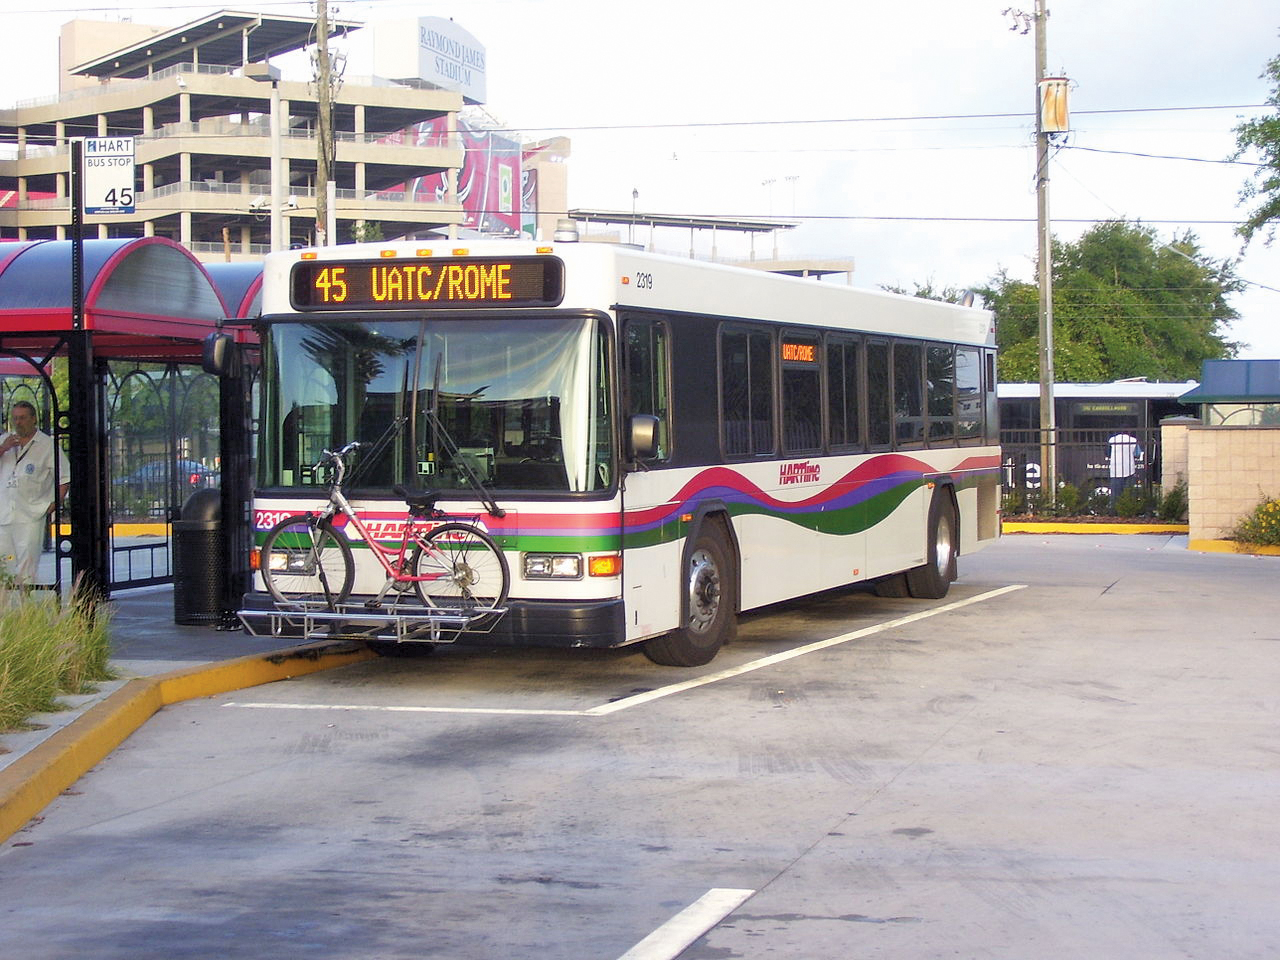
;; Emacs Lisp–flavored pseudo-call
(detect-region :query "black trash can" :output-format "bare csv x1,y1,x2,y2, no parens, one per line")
173,487,224,625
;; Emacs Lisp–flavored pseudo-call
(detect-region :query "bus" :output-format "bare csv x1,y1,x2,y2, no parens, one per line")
998,380,1197,497
240,240,1002,665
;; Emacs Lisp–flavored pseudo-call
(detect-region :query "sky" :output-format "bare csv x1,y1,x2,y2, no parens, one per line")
3,0,1279,362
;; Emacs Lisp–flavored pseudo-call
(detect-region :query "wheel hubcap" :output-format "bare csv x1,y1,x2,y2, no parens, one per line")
687,549,721,632
934,513,955,579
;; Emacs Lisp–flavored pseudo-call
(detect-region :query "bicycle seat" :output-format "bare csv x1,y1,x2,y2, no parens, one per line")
393,485,440,516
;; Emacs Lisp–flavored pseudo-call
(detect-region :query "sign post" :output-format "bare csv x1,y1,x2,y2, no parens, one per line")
64,137,125,599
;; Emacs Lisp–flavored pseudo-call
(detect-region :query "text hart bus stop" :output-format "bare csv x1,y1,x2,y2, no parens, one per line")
0,237,258,617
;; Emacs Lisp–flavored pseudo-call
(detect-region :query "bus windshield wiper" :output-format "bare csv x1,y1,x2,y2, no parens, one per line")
428,354,505,519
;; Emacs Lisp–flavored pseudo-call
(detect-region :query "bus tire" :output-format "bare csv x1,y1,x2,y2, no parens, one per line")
644,525,737,667
871,572,911,598
906,491,958,599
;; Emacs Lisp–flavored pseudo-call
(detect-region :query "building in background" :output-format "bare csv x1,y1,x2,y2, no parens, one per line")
1,9,827,268
0,11,545,260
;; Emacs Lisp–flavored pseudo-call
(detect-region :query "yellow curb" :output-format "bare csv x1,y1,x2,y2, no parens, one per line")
1003,522,1189,535
1187,539,1280,557
55,523,168,537
0,640,377,845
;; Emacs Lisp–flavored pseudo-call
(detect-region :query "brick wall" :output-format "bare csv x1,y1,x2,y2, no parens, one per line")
1176,424,1280,541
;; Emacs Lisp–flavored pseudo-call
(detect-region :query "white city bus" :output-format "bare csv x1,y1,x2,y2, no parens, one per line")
243,239,1001,665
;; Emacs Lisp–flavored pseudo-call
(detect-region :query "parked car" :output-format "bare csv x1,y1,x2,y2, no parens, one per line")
115,459,219,491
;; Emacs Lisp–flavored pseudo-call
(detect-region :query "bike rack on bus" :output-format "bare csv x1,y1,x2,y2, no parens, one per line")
237,600,508,644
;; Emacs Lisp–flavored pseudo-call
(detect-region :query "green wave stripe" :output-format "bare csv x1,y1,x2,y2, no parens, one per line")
255,476,933,554
621,478,923,549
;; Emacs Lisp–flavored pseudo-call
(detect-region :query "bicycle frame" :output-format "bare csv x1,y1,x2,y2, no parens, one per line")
311,447,475,588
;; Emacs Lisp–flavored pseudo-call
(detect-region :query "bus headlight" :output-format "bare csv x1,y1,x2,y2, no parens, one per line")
523,553,583,580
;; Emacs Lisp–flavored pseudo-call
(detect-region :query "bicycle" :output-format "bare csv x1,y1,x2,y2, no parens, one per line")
257,441,510,631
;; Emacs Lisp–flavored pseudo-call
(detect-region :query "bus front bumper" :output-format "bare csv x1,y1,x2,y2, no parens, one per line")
239,593,628,649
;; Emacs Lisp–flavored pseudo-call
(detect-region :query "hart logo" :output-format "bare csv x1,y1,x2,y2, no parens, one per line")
359,519,411,543
779,461,821,485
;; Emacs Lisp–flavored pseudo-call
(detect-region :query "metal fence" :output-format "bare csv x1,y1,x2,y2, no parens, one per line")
1001,427,1163,509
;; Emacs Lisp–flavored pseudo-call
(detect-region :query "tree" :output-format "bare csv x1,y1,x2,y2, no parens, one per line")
1233,50,1280,244
980,221,1239,382
880,281,972,304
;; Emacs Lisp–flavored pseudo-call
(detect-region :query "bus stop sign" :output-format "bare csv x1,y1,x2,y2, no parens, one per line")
83,137,135,214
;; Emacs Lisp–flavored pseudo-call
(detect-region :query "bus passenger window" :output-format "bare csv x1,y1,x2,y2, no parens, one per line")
721,328,775,456
782,334,821,453
622,319,671,460
927,344,956,441
867,340,891,448
984,350,999,443
894,342,925,445
955,346,983,439
827,337,861,449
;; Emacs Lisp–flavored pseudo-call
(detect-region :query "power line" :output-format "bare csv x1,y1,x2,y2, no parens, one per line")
1064,145,1266,167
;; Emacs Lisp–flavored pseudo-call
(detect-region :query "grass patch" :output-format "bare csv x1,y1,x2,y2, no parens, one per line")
0,580,114,732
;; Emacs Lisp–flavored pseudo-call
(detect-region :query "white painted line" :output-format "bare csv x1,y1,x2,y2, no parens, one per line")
222,701,588,717
223,585,1026,719
583,584,1027,716
616,888,755,960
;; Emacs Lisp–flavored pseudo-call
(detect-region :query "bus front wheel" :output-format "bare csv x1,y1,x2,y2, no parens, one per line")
645,526,737,667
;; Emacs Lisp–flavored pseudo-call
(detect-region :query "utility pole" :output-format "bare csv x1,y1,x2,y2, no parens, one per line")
314,0,333,246
1033,0,1057,503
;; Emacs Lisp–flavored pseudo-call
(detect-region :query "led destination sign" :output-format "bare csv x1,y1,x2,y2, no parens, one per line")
291,256,565,310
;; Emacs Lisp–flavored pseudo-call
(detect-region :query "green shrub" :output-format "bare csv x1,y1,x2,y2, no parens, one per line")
1024,488,1052,517
1086,488,1113,516
1054,481,1082,517
1002,488,1027,516
1114,486,1146,518
0,581,113,731
1157,479,1189,523
1232,496,1280,547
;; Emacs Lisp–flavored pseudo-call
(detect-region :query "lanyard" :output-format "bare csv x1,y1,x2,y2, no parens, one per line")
10,437,33,469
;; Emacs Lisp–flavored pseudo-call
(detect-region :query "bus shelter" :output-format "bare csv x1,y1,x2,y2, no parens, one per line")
0,237,258,597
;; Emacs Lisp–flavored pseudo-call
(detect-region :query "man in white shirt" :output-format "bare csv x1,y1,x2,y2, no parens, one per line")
1107,432,1143,507
0,401,70,584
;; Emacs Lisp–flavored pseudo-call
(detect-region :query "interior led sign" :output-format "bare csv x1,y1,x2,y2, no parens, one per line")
781,340,817,363
291,256,565,310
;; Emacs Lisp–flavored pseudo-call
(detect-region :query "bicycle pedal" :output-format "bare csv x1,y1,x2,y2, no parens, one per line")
363,599,383,610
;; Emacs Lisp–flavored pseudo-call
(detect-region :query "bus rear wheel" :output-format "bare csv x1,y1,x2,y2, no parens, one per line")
906,492,958,599
644,525,737,667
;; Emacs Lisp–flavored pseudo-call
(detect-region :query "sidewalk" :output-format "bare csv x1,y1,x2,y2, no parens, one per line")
1,585,293,774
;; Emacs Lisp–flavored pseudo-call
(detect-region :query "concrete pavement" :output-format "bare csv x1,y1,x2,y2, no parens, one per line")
0,585,375,843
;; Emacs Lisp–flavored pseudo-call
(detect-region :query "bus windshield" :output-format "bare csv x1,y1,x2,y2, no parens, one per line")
259,315,613,494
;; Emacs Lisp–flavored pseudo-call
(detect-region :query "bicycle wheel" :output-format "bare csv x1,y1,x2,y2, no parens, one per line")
259,516,354,608
411,522,509,628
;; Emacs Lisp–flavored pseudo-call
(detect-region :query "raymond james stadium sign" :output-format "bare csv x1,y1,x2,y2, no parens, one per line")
420,25,486,88
373,17,487,104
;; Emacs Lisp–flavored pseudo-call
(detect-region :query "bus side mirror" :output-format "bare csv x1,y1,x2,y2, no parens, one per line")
628,414,660,461
202,333,236,377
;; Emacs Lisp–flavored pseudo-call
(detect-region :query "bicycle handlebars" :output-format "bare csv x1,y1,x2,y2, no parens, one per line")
315,440,364,486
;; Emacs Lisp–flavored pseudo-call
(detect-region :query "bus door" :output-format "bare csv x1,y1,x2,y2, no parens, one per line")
620,316,681,641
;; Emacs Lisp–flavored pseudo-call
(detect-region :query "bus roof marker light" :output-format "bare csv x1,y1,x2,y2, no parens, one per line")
301,252,318,260
536,246,553,254
416,249,434,257
452,248,469,256
380,249,397,258
621,276,630,285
